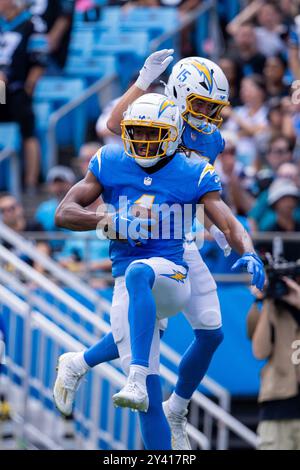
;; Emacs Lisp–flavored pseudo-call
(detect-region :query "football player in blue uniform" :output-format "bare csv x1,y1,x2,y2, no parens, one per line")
53,93,264,450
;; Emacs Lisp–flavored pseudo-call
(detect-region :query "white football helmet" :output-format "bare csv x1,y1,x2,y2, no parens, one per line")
121,93,183,167
165,57,230,134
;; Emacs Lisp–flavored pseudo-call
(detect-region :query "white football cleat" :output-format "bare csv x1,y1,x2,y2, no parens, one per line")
53,352,86,416
162,399,191,450
112,378,149,412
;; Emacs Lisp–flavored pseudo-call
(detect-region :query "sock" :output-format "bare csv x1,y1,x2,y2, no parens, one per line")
138,375,171,450
168,392,190,415
71,351,90,375
83,332,119,368
175,327,224,399
125,263,155,368
129,365,148,390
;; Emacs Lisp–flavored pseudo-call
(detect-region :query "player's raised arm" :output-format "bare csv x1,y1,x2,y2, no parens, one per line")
107,49,174,135
55,170,106,231
201,191,265,290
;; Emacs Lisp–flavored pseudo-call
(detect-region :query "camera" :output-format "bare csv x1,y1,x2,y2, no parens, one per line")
265,258,300,299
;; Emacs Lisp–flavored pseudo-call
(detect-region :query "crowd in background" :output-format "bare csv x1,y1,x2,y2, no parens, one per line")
0,0,299,282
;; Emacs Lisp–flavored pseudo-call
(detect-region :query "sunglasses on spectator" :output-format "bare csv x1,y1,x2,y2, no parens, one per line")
0,204,17,213
270,147,289,154
223,147,236,154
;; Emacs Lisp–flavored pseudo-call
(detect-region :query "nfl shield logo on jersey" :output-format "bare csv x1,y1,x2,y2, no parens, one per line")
144,177,152,186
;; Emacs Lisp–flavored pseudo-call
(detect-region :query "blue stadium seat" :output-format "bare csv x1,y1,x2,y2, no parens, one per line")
68,29,94,56
64,54,117,82
0,123,21,152
101,6,179,40
0,123,21,193
34,77,86,103
33,102,53,178
34,78,87,175
92,31,149,58
89,32,148,86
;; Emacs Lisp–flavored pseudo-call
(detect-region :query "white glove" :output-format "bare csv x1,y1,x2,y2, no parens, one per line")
209,224,232,257
135,49,174,91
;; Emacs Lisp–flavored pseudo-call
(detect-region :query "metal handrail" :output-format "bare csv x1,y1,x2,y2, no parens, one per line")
0,222,107,309
150,0,217,52
1,282,210,450
0,243,110,334
47,73,118,169
0,147,20,200
0,242,257,449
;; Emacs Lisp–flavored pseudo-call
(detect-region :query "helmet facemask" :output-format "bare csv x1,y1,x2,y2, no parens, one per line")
121,120,178,167
184,94,228,134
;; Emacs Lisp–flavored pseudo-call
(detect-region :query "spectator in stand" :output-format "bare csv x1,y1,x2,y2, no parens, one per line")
263,54,290,102
0,0,46,192
279,94,300,153
280,0,298,30
0,193,50,268
255,1,286,57
27,0,75,71
255,177,300,261
288,12,300,79
35,166,76,252
75,142,101,178
265,100,289,146
227,23,266,78
96,98,123,146
247,275,300,450
58,230,111,287
227,0,286,58
223,75,269,168
214,131,255,215
219,56,241,107
277,161,300,187
249,163,300,233
265,178,300,232
264,135,294,172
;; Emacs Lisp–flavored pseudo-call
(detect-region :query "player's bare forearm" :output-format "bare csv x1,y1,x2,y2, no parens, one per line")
203,213,213,231
55,171,109,231
107,85,145,135
201,192,255,255
55,203,108,231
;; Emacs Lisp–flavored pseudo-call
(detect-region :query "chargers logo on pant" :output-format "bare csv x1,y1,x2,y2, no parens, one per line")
161,270,187,283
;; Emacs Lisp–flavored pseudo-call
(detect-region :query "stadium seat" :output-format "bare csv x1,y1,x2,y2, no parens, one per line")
101,6,179,40
93,31,149,58
34,77,86,103
91,31,149,85
33,102,53,178
68,30,95,56
0,123,21,194
64,54,117,82
34,78,87,175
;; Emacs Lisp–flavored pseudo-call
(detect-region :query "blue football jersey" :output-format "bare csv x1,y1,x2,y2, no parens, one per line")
89,145,222,277
181,123,225,165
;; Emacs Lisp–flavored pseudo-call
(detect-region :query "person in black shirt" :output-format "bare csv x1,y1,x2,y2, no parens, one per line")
27,0,75,70
0,0,45,191
228,23,266,79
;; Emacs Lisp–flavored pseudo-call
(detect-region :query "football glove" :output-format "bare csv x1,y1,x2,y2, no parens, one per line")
135,49,174,91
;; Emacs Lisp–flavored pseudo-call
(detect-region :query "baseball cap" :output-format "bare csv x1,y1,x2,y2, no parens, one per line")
268,178,299,206
47,166,76,184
